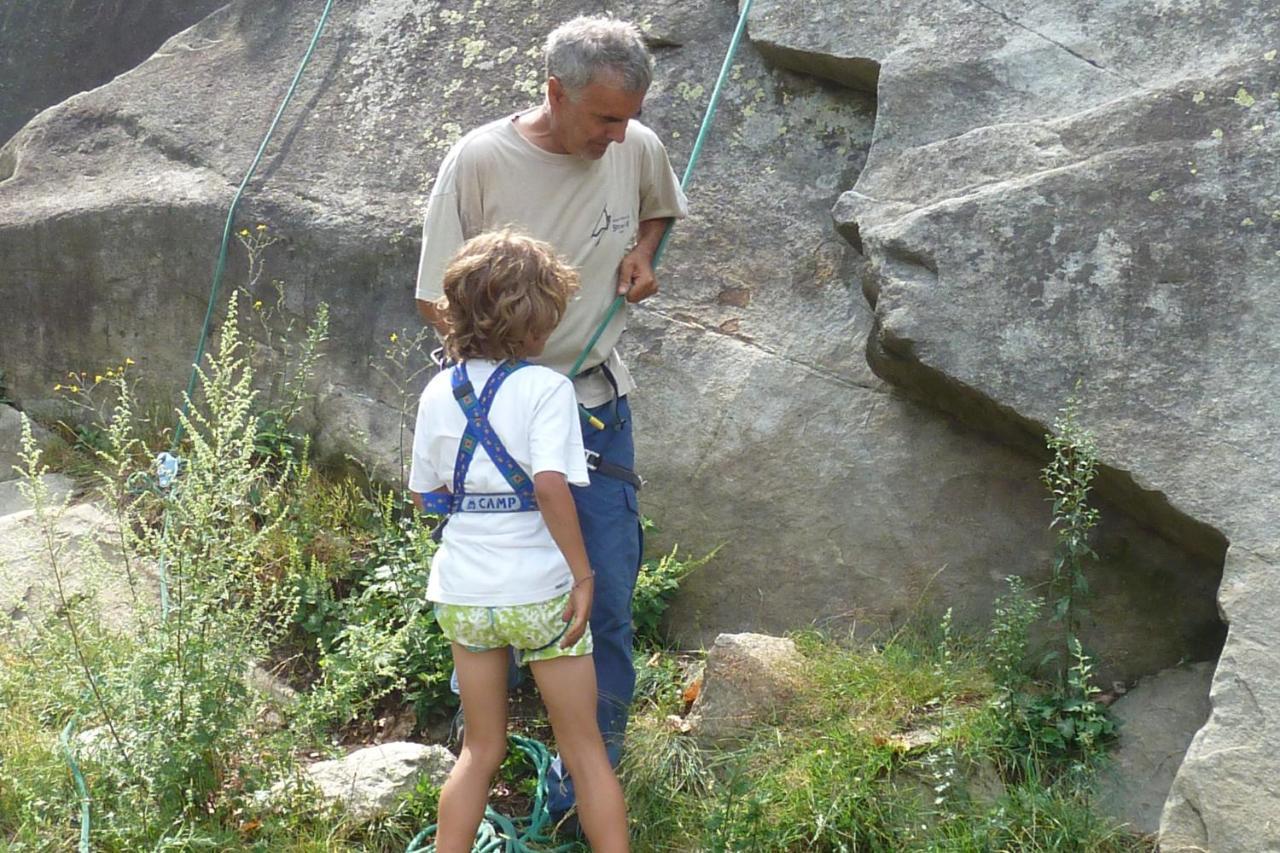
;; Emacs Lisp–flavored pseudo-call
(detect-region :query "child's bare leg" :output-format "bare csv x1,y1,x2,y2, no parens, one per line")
436,644,510,853
530,654,629,852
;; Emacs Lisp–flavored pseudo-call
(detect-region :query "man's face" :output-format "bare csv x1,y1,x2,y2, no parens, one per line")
548,73,646,160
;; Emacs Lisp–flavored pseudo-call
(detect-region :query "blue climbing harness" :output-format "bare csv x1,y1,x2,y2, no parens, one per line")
419,360,539,522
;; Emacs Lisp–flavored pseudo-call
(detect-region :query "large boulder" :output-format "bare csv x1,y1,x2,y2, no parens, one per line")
744,0,1280,845
0,0,228,145
0,0,1227,729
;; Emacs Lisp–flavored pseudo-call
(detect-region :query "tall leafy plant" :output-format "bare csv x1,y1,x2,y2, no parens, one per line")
14,290,328,839
1041,388,1100,660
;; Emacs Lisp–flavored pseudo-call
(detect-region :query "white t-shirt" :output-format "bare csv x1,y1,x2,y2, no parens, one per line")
408,359,590,606
415,112,689,408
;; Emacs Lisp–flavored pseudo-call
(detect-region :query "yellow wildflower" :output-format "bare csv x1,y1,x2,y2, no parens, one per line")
253,300,264,311
239,228,250,237
94,374,103,384
125,358,136,366
389,332,398,343
54,383,63,391
256,223,267,232
68,385,80,394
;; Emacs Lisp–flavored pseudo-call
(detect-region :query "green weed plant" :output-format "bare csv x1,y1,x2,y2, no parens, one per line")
0,293,330,848
294,489,454,732
1042,387,1101,655
622,624,1144,852
632,539,720,649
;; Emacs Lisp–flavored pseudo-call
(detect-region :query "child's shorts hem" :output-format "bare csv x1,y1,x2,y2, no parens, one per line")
434,593,592,664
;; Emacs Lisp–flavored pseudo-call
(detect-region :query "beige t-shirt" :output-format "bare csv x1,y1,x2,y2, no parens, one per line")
415,112,688,407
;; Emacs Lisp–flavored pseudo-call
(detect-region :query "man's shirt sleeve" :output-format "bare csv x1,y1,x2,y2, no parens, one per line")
415,150,470,303
638,131,690,223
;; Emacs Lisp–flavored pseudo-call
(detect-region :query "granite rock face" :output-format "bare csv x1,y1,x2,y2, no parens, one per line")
0,0,228,145
0,1,1223,687
0,0,1242,820
746,0,1280,846
1098,662,1215,836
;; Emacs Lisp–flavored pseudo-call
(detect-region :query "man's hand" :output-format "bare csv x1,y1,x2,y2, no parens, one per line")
616,217,672,303
616,248,658,303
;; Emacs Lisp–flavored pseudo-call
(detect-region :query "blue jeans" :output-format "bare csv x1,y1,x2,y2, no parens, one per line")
547,394,642,815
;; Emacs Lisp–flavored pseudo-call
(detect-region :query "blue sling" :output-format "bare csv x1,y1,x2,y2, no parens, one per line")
418,360,539,519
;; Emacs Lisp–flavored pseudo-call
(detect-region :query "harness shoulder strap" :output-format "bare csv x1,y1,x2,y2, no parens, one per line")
418,360,534,516
449,360,536,511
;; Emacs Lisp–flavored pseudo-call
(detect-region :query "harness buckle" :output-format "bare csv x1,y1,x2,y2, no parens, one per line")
429,346,452,371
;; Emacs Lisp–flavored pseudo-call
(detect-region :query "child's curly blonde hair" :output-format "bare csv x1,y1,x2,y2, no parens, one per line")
437,229,579,362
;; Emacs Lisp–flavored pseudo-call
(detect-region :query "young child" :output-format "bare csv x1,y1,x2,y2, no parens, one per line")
409,230,629,852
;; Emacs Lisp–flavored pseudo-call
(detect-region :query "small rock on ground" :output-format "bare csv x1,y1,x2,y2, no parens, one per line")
688,632,803,743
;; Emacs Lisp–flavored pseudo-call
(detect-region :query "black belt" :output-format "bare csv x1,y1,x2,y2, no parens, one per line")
585,449,642,491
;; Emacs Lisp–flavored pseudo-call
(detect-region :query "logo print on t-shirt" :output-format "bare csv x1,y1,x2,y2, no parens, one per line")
590,204,611,245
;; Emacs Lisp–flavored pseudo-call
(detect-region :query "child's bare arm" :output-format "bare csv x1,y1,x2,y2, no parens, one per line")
533,470,594,646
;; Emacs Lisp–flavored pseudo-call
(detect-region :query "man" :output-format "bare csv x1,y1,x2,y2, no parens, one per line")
414,15,688,819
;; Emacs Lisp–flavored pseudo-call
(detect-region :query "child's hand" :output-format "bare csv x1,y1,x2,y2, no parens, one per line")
560,577,593,647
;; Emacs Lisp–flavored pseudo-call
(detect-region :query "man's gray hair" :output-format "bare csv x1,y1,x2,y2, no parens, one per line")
545,16,653,94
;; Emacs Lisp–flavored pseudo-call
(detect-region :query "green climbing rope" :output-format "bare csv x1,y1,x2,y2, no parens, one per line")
406,735,578,853
568,0,756,383
59,718,91,853
169,0,336,451
59,2,337,849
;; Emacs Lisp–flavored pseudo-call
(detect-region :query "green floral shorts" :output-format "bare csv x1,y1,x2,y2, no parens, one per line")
434,593,593,664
